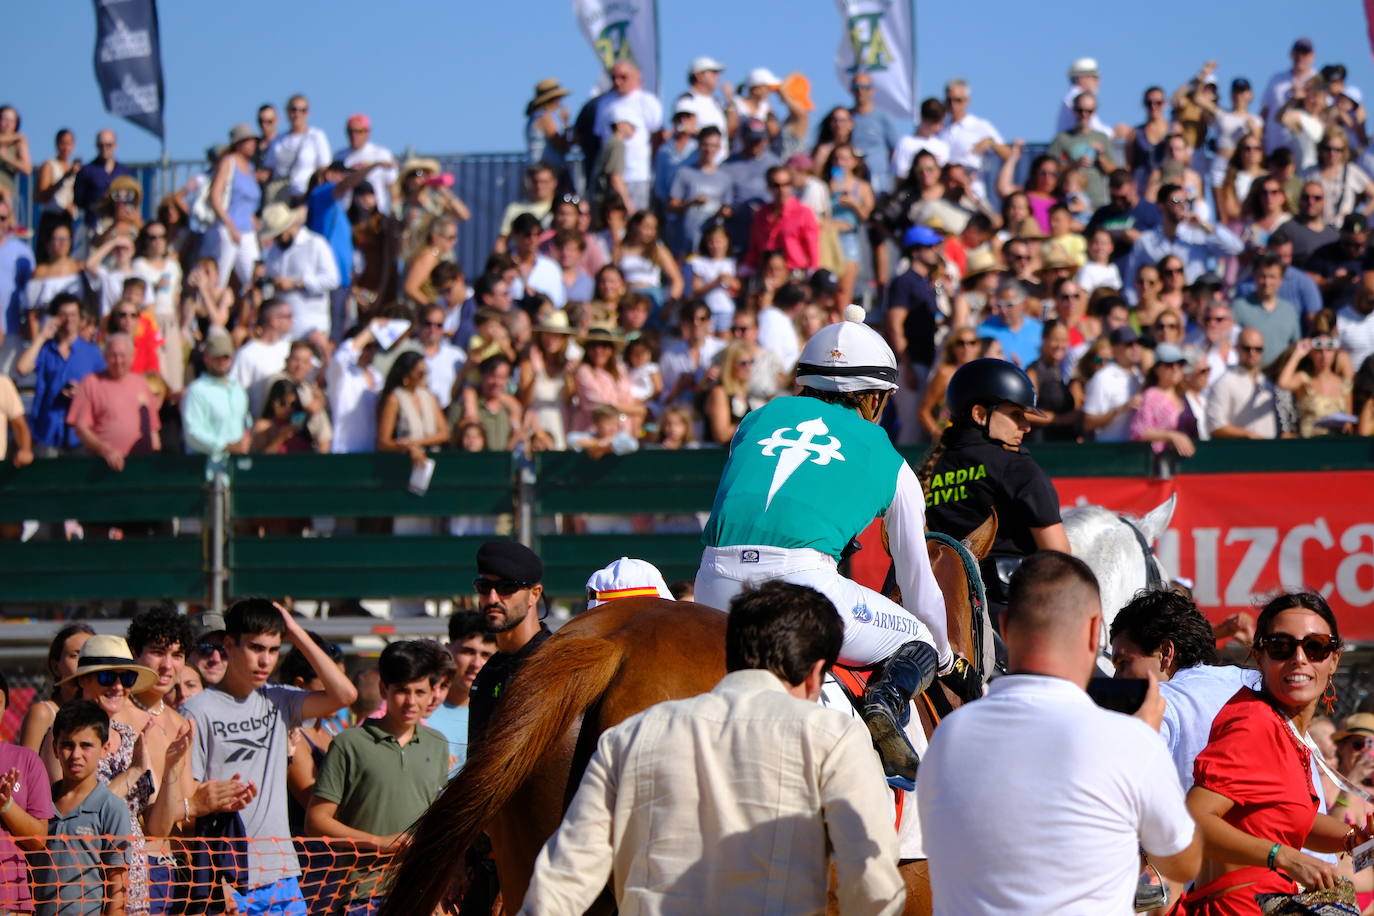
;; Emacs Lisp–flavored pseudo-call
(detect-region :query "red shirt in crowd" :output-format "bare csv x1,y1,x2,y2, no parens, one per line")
67,370,162,457
131,311,163,374
1182,687,1318,914
744,197,819,273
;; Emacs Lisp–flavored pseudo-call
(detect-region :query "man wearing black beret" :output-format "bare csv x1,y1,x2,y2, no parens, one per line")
467,540,551,747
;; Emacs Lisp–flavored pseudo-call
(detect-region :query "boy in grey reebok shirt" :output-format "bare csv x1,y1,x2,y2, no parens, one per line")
181,600,356,915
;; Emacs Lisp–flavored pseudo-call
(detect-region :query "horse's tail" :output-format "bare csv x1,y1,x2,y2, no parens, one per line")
377,633,627,916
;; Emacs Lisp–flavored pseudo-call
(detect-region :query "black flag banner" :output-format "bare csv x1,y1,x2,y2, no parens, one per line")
92,0,165,140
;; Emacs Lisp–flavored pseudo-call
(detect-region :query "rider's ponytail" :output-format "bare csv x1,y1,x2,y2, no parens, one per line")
916,440,947,491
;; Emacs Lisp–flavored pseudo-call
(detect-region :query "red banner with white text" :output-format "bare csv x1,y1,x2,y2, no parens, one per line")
1057,471,1374,639
855,471,1374,640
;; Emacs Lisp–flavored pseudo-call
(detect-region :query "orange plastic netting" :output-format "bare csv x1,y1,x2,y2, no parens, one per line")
4,835,402,913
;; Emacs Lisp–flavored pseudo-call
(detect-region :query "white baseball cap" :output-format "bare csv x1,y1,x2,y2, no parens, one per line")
745,67,783,90
607,98,638,127
585,557,673,608
1069,57,1099,78
795,305,898,393
691,56,726,74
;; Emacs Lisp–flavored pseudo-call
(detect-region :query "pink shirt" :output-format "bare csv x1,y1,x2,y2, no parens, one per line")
67,371,161,457
0,742,54,909
571,364,635,433
745,197,819,272
1129,386,1185,453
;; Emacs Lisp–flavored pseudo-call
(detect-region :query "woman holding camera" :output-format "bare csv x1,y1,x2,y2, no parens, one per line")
1182,592,1374,913
1277,321,1354,437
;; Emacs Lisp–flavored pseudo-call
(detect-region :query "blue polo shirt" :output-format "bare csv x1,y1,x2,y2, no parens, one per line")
976,314,1045,369
30,338,106,450
0,237,34,336
306,182,353,288
33,781,131,916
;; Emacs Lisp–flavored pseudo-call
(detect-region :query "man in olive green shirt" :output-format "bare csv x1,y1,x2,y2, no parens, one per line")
306,641,448,911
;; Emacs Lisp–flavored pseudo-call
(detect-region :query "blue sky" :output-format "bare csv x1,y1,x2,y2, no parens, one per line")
11,1,1374,165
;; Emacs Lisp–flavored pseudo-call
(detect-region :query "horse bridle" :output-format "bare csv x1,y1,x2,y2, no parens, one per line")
1117,514,1164,590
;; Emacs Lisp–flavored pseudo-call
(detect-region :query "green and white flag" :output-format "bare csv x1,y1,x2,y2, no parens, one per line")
835,0,916,122
574,0,660,94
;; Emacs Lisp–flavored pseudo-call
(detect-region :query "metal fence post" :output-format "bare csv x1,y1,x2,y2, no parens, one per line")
209,466,228,613
514,447,536,549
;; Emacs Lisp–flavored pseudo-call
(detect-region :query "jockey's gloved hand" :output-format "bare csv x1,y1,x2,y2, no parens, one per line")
937,654,985,704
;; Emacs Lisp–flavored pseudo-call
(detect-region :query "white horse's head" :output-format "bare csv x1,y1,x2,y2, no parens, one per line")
1064,495,1177,668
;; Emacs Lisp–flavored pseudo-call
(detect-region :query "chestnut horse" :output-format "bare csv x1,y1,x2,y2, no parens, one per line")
379,516,996,916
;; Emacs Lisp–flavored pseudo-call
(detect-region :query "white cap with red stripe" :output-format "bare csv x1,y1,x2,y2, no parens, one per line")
585,557,674,608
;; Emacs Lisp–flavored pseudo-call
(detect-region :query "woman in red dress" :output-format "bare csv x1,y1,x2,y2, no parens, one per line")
1183,592,1373,913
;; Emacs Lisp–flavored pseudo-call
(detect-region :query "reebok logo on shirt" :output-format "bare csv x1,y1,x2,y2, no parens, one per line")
211,712,277,736
223,736,269,763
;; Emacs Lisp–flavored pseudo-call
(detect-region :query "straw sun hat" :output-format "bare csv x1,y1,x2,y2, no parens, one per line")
56,634,157,693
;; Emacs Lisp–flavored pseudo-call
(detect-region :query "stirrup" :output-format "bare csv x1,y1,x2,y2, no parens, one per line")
885,774,915,792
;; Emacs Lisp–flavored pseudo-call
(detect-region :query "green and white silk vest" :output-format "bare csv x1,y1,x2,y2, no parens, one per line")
702,397,904,559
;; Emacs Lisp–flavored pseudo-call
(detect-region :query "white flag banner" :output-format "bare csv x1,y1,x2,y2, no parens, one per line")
834,0,916,122
573,0,660,95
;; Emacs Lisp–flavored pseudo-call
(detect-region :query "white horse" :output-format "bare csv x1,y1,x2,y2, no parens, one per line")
1064,494,1177,666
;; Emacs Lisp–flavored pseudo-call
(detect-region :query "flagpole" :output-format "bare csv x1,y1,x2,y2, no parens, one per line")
160,139,169,206
910,0,918,121
652,0,662,96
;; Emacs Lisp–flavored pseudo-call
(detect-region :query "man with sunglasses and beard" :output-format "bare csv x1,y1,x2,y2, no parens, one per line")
466,541,550,748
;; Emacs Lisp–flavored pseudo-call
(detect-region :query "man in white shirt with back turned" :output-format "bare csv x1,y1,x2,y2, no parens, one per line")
519,580,904,916
919,551,1200,915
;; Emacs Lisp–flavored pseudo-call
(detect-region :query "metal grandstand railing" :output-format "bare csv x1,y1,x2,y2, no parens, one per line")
8,144,1053,272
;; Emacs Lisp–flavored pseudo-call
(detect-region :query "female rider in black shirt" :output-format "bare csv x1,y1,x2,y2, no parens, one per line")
921,358,1071,622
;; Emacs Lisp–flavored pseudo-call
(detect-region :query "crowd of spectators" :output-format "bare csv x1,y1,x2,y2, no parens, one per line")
0,599,498,914
2,42,1374,494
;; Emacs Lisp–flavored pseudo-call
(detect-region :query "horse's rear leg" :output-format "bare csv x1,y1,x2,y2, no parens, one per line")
826,859,930,916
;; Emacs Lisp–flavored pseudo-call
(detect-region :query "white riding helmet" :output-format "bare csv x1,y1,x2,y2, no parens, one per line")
794,305,898,393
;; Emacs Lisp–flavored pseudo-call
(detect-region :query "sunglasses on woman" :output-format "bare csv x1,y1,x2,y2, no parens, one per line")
1347,736,1371,752
95,670,139,688
1256,632,1340,662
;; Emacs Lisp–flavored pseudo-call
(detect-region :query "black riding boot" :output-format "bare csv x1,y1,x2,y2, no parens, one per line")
862,640,938,788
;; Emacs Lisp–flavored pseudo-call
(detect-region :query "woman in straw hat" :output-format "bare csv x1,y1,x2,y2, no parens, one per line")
518,310,577,450
45,635,162,914
570,324,644,435
394,156,470,265
92,174,144,245
526,78,573,173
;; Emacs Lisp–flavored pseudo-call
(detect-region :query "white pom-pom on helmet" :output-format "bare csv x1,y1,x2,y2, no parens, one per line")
794,305,898,393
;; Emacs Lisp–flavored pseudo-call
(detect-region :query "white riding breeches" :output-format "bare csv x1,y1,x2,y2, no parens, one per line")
695,545,936,668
